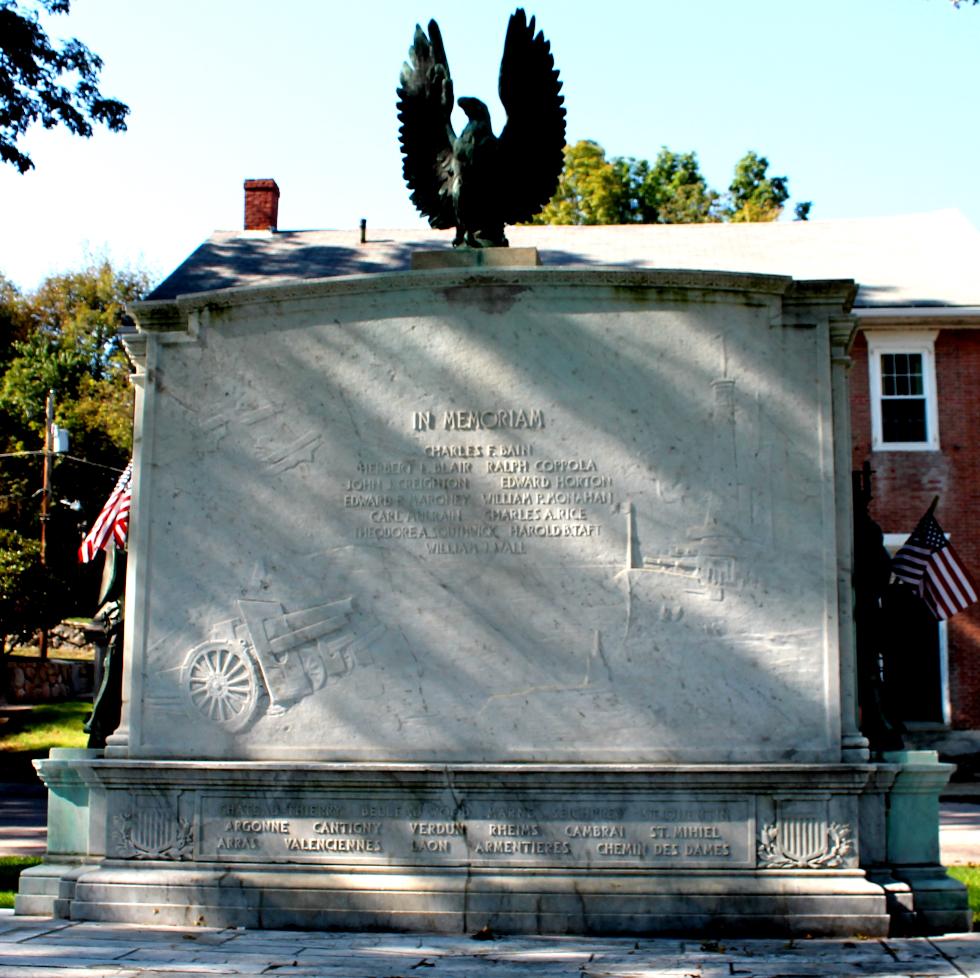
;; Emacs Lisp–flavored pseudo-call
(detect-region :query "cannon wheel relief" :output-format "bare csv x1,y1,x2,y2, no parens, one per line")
179,598,373,731
180,639,261,732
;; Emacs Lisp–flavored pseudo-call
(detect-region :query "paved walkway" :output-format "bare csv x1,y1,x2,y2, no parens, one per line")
1,913,978,977
944,803,980,865
0,784,45,857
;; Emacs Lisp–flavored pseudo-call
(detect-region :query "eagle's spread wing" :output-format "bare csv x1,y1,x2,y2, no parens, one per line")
497,9,566,225
397,20,457,229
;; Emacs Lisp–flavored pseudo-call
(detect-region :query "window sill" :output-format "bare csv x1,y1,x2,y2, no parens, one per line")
870,443,941,453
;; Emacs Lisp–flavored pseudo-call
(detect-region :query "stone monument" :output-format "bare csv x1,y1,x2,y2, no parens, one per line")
17,256,969,934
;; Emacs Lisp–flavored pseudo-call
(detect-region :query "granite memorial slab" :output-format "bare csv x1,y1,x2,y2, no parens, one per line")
20,261,969,934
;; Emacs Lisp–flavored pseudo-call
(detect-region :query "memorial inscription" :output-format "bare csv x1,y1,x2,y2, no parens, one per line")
199,795,752,868
346,408,613,554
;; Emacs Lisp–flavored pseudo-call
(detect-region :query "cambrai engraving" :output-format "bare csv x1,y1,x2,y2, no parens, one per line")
199,796,752,867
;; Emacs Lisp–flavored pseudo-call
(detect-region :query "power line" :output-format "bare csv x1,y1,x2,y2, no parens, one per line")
59,454,127,474
0,450,126,472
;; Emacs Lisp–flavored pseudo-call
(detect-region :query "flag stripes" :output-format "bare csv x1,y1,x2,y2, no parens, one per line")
892,509,978,620
78,461,132,563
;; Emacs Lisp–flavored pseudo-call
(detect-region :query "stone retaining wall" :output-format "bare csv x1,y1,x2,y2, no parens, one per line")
4,657,94,703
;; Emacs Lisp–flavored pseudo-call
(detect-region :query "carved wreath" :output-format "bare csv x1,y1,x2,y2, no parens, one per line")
757,821,853,869
113,812,195,860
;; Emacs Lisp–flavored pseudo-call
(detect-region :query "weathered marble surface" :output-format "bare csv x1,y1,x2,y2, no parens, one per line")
20,266,972,935
121,269,854,764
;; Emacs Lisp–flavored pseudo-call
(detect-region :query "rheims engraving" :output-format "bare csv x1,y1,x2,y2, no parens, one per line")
199,796,751,867
180,598,384,730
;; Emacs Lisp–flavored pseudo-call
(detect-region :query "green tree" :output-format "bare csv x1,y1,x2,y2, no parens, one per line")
535,141,805,226
0,276,32,366
0,528,49,673
531,141,633,225
0,259,147,645
725,151,790,223
633,148,720,224
0,0,129,173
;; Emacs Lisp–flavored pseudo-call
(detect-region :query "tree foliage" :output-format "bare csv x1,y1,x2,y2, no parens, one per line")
0,260,147,649
0,0,129,173
533,140,808,226
726,150,789,223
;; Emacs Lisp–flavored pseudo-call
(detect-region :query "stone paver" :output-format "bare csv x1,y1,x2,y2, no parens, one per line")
0,913,977,978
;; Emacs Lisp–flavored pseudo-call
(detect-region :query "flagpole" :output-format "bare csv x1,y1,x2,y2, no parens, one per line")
38,388,54,660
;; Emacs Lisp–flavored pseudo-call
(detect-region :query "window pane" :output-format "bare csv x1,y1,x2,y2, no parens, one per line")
882,398,927,442
881,353,923,397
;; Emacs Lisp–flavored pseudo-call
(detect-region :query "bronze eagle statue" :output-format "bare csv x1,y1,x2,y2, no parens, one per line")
397,9,566,248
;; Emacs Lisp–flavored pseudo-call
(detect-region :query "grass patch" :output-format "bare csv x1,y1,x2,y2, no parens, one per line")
0,699,90,780
9,645,94,661
0,856,42,909
948,864,980,924
0,700,90,754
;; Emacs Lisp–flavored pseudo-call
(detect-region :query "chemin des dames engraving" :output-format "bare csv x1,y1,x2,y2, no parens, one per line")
199,795,752,868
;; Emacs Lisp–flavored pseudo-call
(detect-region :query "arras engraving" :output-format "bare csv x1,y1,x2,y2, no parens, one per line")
197,793,753,867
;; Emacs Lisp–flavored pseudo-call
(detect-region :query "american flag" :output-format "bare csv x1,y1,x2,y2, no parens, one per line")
78,462,132,564
892,507,978,620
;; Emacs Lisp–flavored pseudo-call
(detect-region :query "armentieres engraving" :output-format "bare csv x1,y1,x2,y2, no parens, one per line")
343,407,613,554
199,796,752,868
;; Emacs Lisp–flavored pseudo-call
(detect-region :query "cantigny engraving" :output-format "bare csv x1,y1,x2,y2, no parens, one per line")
180,597,383,731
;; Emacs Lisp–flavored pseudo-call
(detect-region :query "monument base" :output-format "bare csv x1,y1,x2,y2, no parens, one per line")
19,756,912,936
67,864,888,936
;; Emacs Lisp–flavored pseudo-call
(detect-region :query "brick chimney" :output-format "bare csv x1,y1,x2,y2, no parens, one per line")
244,179,279,231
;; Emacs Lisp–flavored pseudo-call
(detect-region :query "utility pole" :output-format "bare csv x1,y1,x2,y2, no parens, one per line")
38,388,54,660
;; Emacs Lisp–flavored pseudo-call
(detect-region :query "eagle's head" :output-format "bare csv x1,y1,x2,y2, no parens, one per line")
458,97,492,126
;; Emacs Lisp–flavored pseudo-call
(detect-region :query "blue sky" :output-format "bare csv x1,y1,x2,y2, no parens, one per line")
1,0,977,291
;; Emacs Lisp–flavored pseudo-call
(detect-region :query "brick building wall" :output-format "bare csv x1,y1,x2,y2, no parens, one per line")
850,327,980,730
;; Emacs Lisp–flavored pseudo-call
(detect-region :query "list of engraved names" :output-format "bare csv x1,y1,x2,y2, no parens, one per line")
344,409,613,554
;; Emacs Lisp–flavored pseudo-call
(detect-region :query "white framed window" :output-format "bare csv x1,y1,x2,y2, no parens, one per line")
883,532,950,728
867,331,939,451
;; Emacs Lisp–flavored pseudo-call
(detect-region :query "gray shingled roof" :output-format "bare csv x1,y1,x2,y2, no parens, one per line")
147,210,980,310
